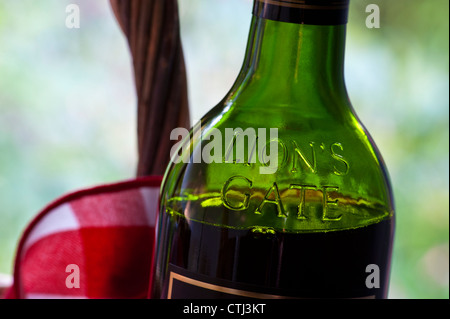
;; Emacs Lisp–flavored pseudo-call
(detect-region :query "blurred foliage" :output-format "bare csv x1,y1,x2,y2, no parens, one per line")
347,0,449,299
0,0,137,276
0,0,448,299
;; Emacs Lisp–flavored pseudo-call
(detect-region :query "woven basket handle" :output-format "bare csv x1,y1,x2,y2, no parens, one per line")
110,0,191,176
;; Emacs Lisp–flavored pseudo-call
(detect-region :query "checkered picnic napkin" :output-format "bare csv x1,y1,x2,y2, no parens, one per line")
4,176,162,299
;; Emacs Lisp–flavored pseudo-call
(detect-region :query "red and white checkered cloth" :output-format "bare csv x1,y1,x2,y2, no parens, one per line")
4,176,162,299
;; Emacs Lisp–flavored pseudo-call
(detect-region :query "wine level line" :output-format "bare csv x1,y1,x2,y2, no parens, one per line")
166,182,390,233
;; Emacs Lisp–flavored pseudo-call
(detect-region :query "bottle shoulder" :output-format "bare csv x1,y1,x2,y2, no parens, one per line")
204,90,357,127
161,101,394,233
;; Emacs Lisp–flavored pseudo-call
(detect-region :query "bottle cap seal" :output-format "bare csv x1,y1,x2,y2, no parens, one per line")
253,0,350,25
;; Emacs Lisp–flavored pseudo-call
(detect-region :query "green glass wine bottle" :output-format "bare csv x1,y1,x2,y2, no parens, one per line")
151,0,395,299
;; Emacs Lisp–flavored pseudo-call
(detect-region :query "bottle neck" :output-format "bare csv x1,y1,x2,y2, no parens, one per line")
229,0,350,108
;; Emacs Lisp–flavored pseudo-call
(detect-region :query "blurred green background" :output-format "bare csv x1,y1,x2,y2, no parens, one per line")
0,0,448,298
